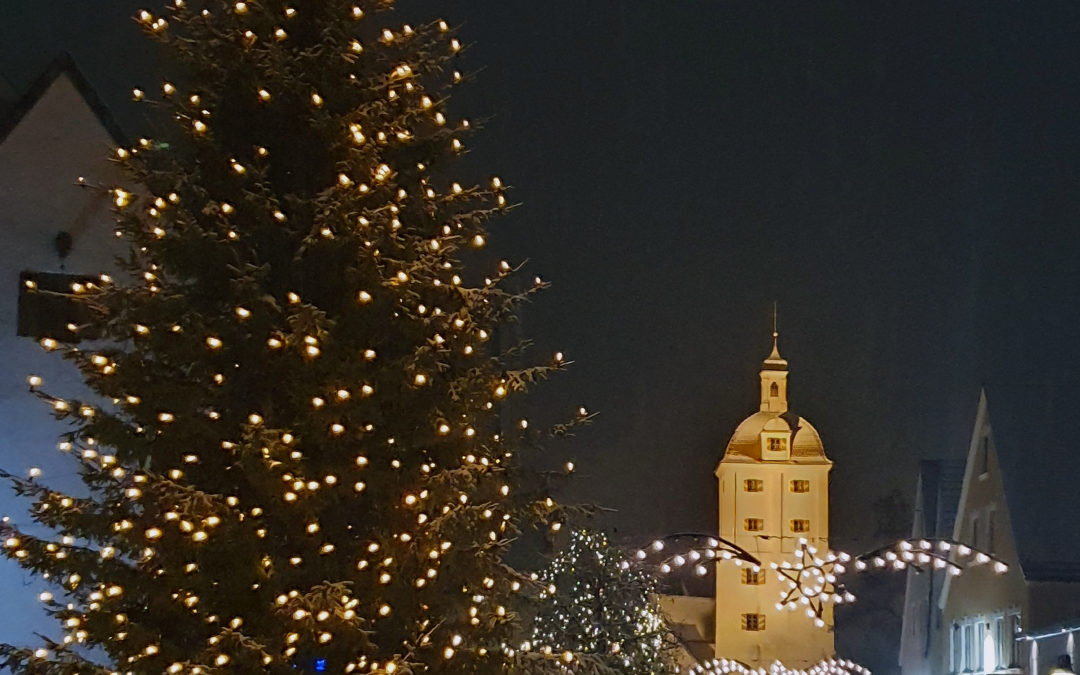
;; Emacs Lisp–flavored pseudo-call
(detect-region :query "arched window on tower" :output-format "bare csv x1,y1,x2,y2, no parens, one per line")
770,382,779,397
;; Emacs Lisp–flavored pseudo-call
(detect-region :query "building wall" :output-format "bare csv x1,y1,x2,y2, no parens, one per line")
715,460,833,667
903,554,954,675
0,73,124,646
661,593,717,667
900,475,941,675
1018,629,1079,675
905,394,1080,675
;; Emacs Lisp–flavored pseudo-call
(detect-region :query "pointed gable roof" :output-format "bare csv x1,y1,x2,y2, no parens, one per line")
954,390,1080,582
0,52,125,147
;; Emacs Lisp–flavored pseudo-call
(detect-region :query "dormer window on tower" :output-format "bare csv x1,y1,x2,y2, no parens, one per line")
760,417,792,461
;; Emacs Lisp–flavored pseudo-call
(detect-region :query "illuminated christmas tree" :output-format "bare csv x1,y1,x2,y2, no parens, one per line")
0,2,586,672
530,530,676,673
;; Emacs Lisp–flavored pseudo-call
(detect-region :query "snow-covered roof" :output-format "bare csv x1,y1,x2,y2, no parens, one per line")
720,410,831,464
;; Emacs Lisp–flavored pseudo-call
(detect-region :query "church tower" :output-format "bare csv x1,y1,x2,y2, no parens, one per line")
714,333,834,667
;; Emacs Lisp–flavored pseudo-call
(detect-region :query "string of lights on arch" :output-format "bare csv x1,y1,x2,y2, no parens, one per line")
627,532,1008,627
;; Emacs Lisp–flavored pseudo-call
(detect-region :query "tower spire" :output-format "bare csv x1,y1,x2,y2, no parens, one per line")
760,303,788,411
769,301,781,361
764,302,786,367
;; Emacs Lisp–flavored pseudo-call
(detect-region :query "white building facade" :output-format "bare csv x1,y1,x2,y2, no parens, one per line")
0,54,124,646
900,392,1080,675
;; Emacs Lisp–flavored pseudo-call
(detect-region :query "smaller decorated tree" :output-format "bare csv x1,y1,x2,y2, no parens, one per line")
530,529,676,673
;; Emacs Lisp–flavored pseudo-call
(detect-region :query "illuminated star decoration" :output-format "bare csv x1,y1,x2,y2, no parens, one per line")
636,533,1009,626
631,533,1007,675
775,536,1010,623
772,539,852,626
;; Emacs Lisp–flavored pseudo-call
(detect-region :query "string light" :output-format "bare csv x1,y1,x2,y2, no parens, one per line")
531,530,674,671
637,533,1007,626
0,3,597,673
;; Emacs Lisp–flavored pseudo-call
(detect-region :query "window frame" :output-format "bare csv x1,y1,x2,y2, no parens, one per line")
790,479,810,493
741,613,765,631
744,478,764,492
993,615,1004,671
1005,613,1021,667
951,623,962,673
963,622,974,672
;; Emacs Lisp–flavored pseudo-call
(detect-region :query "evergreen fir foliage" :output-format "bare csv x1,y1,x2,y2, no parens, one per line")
530,530,676,674
0,2,590,672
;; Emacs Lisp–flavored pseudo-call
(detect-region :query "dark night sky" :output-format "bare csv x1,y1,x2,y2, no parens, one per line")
3,1,1080,665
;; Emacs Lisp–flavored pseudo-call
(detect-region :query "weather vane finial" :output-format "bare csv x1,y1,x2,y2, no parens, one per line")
772,301,779,339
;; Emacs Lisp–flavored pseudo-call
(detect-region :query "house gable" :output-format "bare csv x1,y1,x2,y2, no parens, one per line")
0,55,126,283
938,391,1028,672
0,52,125,147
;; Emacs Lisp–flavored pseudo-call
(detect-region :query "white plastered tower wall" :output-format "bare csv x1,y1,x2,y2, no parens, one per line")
714,336,835,667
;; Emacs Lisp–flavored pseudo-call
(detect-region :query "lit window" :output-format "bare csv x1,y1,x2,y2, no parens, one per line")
770,382,779,396
963,623,974,672
741,613,765,631
741,569,764,585
790,519,810,533
1004,613,1021,667
951,623,962,673
993,616,1005,671
744,479,763,492
767,437,787,453
790,480,810,493
744,518,764,532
